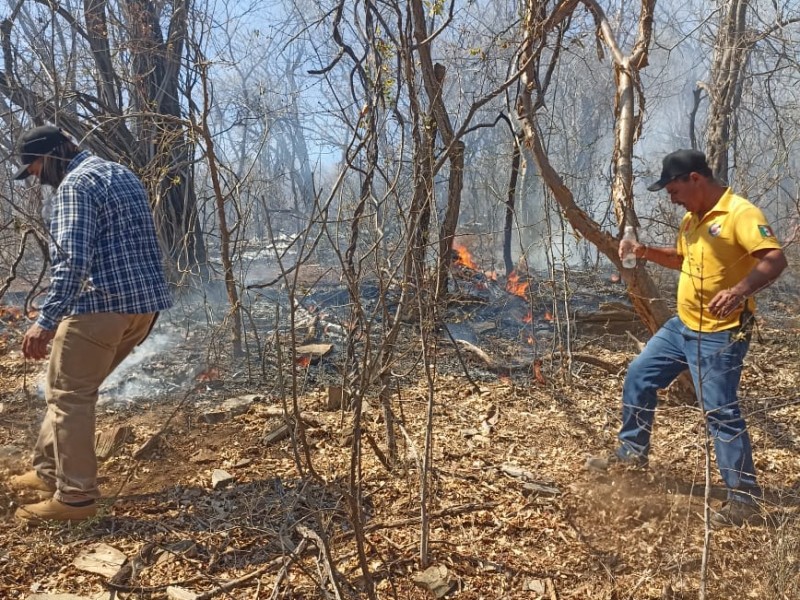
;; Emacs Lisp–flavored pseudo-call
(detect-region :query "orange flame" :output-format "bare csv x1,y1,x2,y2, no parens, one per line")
506,271,530,297
543,310,553,322
196,367,221,382
296,355,311,368
522,312,532,324
452,243,479,270
0,305,23,321
533,359,546,385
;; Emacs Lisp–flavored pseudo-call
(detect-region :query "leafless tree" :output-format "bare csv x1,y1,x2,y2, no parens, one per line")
1,0,205,277
515,0,674,333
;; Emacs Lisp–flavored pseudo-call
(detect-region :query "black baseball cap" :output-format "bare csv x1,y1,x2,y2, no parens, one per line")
13,125,70,180
647,149,711,191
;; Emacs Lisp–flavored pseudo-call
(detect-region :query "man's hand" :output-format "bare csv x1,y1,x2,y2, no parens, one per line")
708,248,787,319
708,289,744,318
22,324,56,360
619,239,645,260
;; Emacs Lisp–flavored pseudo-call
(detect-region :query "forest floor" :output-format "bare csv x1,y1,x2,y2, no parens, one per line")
1,290,799,600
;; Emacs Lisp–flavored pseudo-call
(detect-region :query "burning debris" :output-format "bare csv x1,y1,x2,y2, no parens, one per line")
0,237,639,412
452,242,479,271
443,241,645,375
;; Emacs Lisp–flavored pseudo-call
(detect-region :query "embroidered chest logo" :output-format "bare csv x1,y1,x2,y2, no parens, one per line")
708,222,722,237
758,224,775,238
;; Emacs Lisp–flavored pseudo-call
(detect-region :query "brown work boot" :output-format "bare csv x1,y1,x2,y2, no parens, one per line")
8,470,57,494
585,452,648,473
710,500,764,528
15,498,97,523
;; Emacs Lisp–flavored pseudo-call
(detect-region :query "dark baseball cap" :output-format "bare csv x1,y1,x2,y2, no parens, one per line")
13,125,70,180
647,149,711,191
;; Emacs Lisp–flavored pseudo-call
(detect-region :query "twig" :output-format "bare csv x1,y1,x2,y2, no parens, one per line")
268,537,309,600
296,524,349,600
334,501,500,542
106,541,158,590
547,576,558,600
625,330,645,352
105,576,204,594
442,325,481,392
364,431,392,472
195,538,309,600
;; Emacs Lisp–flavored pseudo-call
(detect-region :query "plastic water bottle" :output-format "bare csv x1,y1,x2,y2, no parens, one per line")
621,226,637,268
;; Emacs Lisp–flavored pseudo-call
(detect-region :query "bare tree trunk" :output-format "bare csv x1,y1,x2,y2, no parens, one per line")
196,60,242,356
704,0,752,184
407,120,436,282
436,139,465,296
408,0,465,295
689,87,704,150
123,0,206,273
503,132,523,277
516,0,671,334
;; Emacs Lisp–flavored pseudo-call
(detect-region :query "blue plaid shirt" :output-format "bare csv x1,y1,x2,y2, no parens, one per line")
37,151,172,330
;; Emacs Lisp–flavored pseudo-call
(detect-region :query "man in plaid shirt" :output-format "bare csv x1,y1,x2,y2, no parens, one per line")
9,125,172,522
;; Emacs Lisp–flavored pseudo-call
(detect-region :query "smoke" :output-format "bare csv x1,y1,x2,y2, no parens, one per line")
98,330,184,405
30,327,184,405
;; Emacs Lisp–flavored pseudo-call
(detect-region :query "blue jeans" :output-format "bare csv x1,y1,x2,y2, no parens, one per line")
618,317,760,503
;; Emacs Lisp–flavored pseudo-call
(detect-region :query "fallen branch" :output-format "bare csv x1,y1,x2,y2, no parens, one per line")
268,537,308,600
561,352,624,374
194,538,309,600
499,464,561,496
442,324,482,393
297,524,352,600
454,339,529,374
456,339,623,375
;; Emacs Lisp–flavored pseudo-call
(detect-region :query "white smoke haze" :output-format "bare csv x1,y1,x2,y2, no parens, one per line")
31,328,185,406
98,330,185,405
32,326,190,405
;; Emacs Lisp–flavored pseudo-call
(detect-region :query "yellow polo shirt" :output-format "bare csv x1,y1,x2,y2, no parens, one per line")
676,189,782,332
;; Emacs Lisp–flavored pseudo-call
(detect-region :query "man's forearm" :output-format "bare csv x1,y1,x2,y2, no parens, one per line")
36,258,86,330
730,248,788,298
637,245,683,270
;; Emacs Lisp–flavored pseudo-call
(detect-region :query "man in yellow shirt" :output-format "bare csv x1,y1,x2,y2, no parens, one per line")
588,149,787,526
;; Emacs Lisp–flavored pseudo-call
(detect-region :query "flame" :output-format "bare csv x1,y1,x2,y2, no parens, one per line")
506,271,530,297
522,312,532,324
196,367,221,382
527,336,535,345
0,305,23,321
452,242,479,270
543,310,553,322
296,355,311,368
533,359,546,385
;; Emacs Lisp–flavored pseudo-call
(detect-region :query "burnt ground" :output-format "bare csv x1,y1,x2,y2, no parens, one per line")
0,288,799,600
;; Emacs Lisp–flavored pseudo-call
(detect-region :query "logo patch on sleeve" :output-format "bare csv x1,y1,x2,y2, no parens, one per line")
758,224,775,238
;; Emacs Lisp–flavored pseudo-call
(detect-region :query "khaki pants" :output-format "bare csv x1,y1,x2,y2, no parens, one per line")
33,312,156,503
